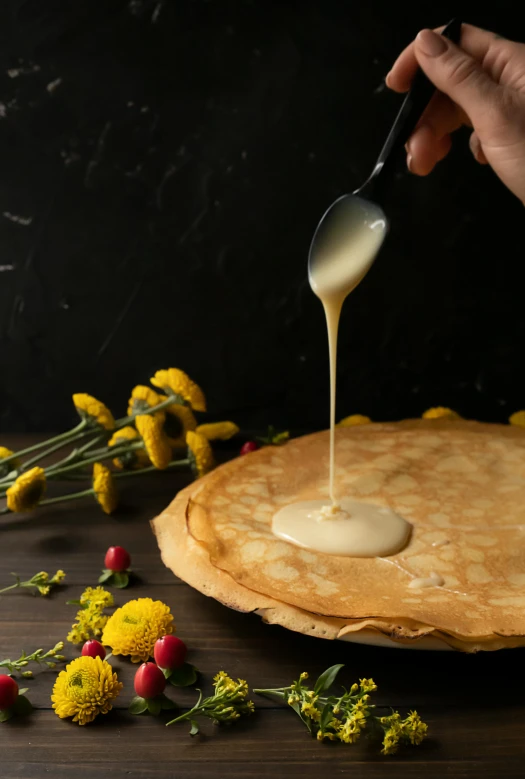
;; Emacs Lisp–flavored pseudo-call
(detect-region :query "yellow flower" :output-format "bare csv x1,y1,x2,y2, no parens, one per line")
108,426,150,470
52,656,122,725
196,422,239,441
92,463,118,514
101,597,174,662
359,678,377,693
150,368,206,412
0,446,19,478
337,414,372,427
301,700,321,722
127,385,165,419
403,710,428,745
67,587,114,645
422,407,459,420
509,411,525,428
186,430,215,479
6,467,46,512
73,393,115,430
135,414,172,469
161,400,197,448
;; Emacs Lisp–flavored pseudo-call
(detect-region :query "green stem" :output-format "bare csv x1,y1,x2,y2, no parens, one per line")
38,489,94,507
0,422,87,466
115,394,177,429
0,582,20,595
113,459,189,478
20,430,95,472
166,704,205,726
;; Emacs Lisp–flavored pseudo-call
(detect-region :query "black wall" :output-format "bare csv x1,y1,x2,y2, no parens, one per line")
0,2,524,433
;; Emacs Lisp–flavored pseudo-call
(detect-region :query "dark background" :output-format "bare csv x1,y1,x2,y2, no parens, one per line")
0,1,523,434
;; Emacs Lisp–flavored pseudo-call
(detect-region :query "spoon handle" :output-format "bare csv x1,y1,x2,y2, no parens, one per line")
356,18,462,198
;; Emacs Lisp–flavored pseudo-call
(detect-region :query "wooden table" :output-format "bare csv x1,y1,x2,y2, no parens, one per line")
1,436,525,779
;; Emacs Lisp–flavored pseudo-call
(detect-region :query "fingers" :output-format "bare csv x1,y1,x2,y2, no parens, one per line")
407,124,452,175
387,23,502,94
469,131,489,164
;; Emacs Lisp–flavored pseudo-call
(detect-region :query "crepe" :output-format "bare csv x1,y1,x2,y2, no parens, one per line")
152,419,525,651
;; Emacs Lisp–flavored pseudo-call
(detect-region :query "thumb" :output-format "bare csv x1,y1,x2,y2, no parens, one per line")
414,29,498,124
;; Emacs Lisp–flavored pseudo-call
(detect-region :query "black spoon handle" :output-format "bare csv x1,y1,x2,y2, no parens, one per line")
356,18,462,198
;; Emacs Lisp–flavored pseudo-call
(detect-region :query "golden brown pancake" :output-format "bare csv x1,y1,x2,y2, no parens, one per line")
152,419,525,651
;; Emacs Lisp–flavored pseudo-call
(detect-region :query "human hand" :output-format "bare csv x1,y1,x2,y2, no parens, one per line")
386,23,525,204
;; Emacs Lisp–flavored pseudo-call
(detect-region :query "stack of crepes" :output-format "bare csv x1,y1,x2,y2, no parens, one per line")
152,418,525,652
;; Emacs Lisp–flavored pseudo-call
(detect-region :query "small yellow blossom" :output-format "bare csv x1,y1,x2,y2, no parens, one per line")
422,407,459,420
67,587,114,645
108,426,150,470
337,414,372,427
101,597,174,662
151,368,206,412
186,430,215,479
127,385,165,419
359,678,377,693
92,463,118,514
6,467,46,512
73,393,115,430
161,400,197,448
196,422,240,441
52,656,122,725
301,700,321,722
509,411,525,428
403,710,428,745
135,414,172,469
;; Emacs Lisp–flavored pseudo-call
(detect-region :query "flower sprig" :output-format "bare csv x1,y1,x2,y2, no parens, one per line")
0,570,65,597
166,671,255,734
67,586,114,645
0,642,66,678
0,367,238,517
254,665,427,755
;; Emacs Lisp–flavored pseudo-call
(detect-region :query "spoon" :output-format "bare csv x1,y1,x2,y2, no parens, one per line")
308,18,462,298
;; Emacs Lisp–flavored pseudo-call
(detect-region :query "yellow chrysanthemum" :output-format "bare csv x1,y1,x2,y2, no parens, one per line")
135,414,172,469
92,463,118,514
160,398,198,448
509,411,525,428
196,422,240,441
422,407,459,420
52,656,123,725
101,597,174,662
337,414,372,427
108,426,150,470
186,430,215,479
127,385,165,419
150,368,206,412
73,393,115,430
6,467,46,513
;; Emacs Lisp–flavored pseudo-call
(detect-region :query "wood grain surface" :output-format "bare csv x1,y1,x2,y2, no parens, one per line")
1,436,524,779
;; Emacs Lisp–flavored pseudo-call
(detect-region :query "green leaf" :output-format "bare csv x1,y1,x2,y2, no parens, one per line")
128,696,149,715
320,702,334,732
17,688,29,696
98,569,113,584
13,695,32,716
314,664,345,695
168,663,198,687
189,720,200,736
111,572,129,589
289,700,312,733
66,599,84,607
147,698,162,716
159,693,177,711
0,708,14,722
161,666,172,679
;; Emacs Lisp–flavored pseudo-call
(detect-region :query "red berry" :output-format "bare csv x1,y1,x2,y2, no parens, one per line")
104,546,131,572
240,441,259,456
154,636,187,670
134,663,166,699
0,674,18,711
81,640,106,660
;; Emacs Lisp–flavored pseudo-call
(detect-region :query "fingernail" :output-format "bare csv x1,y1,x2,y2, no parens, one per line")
416,29,447,57
407,154,414,172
